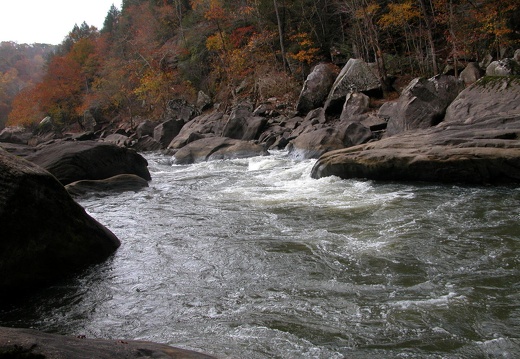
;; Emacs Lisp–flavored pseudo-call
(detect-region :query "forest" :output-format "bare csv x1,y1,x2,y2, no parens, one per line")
1,0,519,130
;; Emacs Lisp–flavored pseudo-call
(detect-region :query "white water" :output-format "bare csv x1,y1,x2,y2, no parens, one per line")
2,151,520,358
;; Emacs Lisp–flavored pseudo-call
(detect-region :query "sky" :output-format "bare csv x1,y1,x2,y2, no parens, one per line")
0,0,123,45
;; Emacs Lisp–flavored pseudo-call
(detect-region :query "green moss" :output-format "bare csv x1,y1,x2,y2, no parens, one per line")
475,76,520,89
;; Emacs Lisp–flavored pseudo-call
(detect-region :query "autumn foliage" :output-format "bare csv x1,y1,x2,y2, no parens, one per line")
2,0,519,129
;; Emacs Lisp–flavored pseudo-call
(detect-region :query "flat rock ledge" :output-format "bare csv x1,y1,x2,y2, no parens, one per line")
0,327,216,359
311,114,520,184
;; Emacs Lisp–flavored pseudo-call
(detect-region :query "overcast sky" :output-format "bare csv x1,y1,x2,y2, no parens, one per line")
0,1,122,45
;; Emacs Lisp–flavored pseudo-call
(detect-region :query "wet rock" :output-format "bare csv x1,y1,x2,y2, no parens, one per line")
0,149,120,301
287,127,346,160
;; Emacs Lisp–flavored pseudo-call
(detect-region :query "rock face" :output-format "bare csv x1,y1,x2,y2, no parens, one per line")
385,75,464,136
65,174,149,197
173,137,269,164
311,78,520,184
296,63,338,114
0,327,216,359
0,149,120,301
25,141,151,185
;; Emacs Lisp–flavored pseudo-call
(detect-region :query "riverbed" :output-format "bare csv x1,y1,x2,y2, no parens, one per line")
2,151,520,358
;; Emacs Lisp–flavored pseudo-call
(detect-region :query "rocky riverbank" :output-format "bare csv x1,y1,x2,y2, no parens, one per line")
0,54,519,358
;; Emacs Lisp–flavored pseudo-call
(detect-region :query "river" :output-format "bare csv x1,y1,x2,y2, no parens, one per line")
1,151,520,358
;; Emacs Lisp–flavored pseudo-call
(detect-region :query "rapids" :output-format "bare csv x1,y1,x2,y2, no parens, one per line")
1,151,520,358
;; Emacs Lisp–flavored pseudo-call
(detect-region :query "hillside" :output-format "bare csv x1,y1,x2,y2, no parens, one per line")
2,0,519,130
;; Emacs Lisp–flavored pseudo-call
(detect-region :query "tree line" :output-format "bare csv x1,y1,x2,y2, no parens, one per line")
3,0,519,129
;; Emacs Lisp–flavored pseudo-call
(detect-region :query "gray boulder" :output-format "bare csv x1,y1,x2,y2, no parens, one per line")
0,126,33,144
222,103,267,141
168,112,227,150
25,140,151,185
486,58,520,76
385,75,464,136
197,90,212,111
296,63,338,114
287,118,373,160
104,133,132,147
0,327,216,359
136,119,156,138
131,135,162,152
154,118,185,148
324,58,381,112
444,77,520,124
173,137,269,164
339,92,371,121
0,149,120,301
459,62,484,86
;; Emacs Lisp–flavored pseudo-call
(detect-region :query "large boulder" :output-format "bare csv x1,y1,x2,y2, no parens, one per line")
324,58,381,112
486,58,520,76
384,75,464,136
0,327,216,359
459,62,484,86
173,137,269,164
0,149,120,301
221,103,267,141
25,141,151,185
154,118,185,148
287,121,371,160
444,77,520,124
167,112,227,150
296,63,339,114
311,78,520,184
0,126,33,145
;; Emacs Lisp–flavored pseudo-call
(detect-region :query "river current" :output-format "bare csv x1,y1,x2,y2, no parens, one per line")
2,151,520,358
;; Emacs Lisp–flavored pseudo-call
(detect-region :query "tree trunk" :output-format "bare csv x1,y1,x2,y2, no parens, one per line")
273,0,289,73
418,0,439,75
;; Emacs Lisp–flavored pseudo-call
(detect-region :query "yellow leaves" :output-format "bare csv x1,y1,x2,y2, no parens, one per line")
288,33,320,65
355,2,380,20
378,0,421,29
206,33,227,52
